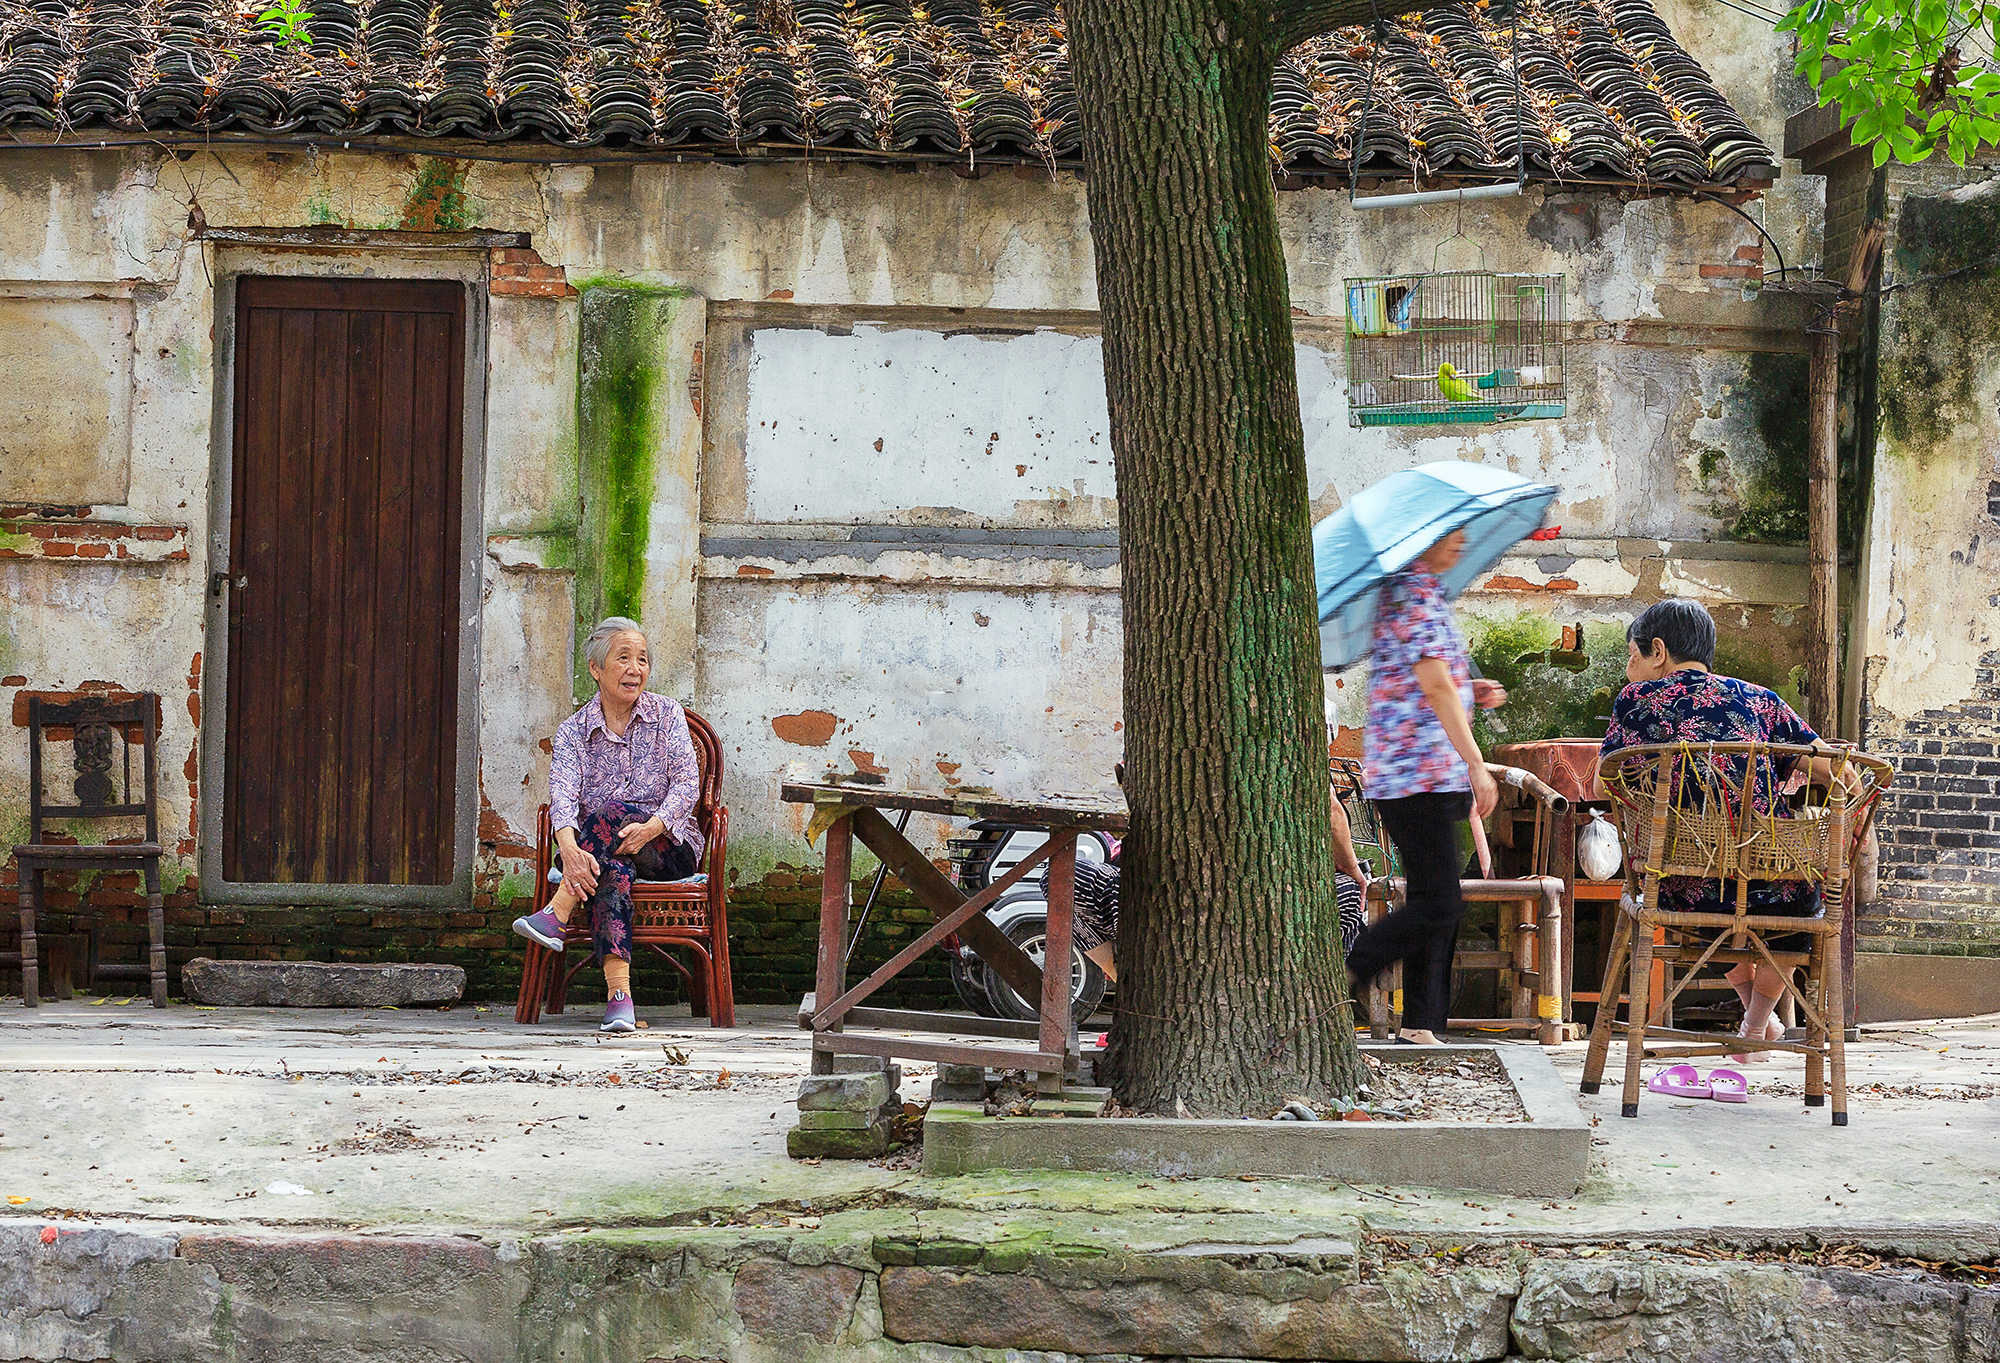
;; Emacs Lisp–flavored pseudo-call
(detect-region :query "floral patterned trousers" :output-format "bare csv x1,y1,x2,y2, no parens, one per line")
570,801,699,962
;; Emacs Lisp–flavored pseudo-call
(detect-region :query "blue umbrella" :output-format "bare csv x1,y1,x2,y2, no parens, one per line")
1314,461,1559,670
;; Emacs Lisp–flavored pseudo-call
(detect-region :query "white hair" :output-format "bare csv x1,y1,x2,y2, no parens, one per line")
584,617,648,671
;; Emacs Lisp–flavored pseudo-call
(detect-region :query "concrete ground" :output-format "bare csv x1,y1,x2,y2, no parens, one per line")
2,997,1995,1246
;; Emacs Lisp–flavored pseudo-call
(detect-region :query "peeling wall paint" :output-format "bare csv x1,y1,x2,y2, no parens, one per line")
0,130,1829,902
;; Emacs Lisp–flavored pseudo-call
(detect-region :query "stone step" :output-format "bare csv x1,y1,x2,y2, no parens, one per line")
180,958,464,1008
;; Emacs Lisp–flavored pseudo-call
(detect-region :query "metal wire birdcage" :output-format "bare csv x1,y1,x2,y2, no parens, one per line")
1343,271,1566,427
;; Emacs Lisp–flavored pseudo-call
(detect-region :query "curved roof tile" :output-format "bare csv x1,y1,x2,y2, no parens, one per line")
0,0,1772,185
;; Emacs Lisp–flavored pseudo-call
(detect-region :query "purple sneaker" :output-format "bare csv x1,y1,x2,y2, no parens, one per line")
512,907,568,952
600,990,636,1033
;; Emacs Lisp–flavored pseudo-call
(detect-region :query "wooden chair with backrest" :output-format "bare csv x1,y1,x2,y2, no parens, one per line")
1581,741,1892,1122
9,695,167,1007
1354,760,1573,1044
513,707,735,1027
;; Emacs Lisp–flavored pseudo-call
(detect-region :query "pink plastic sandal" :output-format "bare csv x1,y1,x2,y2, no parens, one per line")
1706,1068,1749,1103
1645,1063,1713,1099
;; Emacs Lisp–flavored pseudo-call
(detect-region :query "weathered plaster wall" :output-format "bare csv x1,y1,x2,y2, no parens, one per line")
1851,172,2000,959
0,297,135,504
0,143,1824,976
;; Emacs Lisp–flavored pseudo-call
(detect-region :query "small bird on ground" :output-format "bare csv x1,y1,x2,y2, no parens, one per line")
1437,362,1479,402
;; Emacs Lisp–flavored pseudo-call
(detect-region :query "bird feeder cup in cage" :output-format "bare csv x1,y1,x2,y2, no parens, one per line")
1343,272,1567,427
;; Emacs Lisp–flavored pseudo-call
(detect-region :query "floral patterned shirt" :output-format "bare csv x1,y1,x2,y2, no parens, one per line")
1599,670,1817,912
1363,567,1474,802
549,691,705,858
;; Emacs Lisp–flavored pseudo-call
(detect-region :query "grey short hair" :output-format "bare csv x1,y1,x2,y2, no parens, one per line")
1628,598,1716,669
584,617,649,671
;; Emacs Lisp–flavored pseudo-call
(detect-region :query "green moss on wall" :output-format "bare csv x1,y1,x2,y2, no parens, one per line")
399,158,472,232
1712,637,1807,712
1880,193,2000,459
1726,351,1810,545
574,281,690,701
1467,614,1628,747
1463,608,1810,751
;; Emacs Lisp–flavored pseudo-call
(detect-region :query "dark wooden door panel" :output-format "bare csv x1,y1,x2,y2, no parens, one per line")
224,277,464,886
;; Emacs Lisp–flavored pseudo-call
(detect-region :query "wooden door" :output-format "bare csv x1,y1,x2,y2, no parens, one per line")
224,277,465,886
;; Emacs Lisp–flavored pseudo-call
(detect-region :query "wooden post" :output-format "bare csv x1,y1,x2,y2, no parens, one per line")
1806,320,1840,738
1807,219,1888,740
1825,220,1885,1030
1037,829,1079,1094
810,814,852,1075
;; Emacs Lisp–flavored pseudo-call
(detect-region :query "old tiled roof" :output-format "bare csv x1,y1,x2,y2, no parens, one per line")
0,0,1774,187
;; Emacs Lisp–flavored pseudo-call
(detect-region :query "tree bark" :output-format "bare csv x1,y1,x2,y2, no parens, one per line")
1067,0,1370,1115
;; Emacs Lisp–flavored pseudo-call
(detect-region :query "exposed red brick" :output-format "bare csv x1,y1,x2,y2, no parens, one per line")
736,564,774,577
491,247,542,264
772,711,838,746
135,526,178,541
43,542,75,557
1482,574,1580,592
12,690,163,728
1699,263,1759,280
1,676,24,686
489,279,578,298
1734,244,1765,261
75,543,110,558
766,289,794,300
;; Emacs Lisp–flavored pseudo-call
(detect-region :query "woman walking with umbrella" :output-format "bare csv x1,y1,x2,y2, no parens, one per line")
1314,463,1558,1044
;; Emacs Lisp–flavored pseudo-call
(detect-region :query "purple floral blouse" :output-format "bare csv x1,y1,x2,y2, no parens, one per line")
1363,567,1474,802
549,691,705,858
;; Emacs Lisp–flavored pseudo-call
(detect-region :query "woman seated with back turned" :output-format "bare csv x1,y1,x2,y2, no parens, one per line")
1599,598,1856,1060
512,617,704,1034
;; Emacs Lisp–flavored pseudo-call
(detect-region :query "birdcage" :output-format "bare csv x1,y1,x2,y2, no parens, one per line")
1343,271,1566,427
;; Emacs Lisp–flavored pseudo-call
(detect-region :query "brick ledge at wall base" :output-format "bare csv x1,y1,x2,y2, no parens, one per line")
0,865,953,1009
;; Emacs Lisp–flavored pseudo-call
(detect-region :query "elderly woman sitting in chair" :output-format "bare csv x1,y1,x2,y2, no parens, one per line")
1600,598,1860,1061
512,617,704,1033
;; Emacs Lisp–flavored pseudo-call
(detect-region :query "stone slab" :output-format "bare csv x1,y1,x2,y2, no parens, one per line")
921,1044,1589,1198
931,1063,987,1102
1856,951,2000,1023
797,1071,890,1113
877,1260,1517,1360
180,958,465,1008
798,1110,870,1130
7,1219,1997,1363
731,1259,863,1344
787,1121,893,1159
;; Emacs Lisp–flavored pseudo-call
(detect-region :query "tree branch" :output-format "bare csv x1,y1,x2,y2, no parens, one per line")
1264,0,1434,54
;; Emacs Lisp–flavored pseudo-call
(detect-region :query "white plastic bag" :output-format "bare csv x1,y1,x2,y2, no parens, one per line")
1577,809,1623,882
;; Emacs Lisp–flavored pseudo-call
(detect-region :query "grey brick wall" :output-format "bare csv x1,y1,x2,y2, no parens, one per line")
1861,650,2000,957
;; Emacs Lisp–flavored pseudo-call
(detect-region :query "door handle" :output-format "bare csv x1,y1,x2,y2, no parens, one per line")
209,572,247,599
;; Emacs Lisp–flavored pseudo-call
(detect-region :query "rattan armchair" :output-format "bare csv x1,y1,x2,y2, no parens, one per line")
1579,741,1892,1123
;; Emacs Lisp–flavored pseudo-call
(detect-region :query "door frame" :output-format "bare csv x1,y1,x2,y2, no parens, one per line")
200,249,489,906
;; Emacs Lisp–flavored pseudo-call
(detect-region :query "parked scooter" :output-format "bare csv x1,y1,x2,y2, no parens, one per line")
942,821,1118,1024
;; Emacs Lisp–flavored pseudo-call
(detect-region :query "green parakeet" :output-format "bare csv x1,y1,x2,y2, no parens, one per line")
1437,362,1479,402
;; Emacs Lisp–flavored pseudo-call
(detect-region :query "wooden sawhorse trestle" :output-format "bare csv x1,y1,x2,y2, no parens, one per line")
781,782,1128,1094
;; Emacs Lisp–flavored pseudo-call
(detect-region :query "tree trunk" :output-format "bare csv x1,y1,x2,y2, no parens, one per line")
1067,0,1368,1115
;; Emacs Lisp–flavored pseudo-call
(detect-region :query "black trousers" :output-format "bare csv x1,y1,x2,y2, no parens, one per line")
1346,791,1472,1034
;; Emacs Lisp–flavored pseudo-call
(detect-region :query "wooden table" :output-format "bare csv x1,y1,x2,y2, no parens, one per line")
781,782,1127,1092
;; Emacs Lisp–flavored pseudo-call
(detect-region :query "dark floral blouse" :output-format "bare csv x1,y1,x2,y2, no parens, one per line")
1599,669,1820,913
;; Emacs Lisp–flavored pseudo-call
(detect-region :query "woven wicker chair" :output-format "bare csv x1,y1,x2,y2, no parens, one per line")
1580,741,1892,1123
512,708,735,1027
